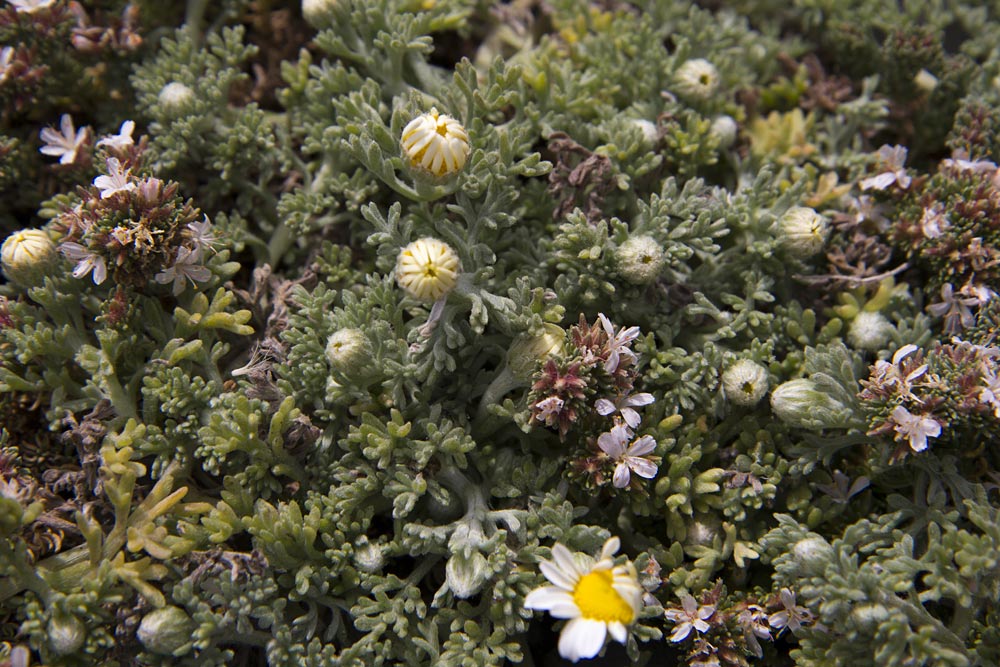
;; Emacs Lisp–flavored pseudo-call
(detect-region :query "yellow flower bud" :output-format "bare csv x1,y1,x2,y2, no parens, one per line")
1,228,56,285
401,108,470,177
395,237,460,301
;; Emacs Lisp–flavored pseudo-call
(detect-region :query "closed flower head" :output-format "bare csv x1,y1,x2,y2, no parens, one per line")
779,206,828,258
722,359,769,406
674,58,720,100
1,229,56,284
395,237,460,301
401,108,470,177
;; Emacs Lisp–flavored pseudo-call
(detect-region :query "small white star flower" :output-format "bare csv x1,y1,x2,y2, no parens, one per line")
60,241,107,285
401,108,471,177
96,120,135,150
7,0,55,12
890,405,941,452
524,537,643,663
184,217,217,260
927,283,981,333
664,594,715,642
395,237,460,302
93,157,136,199
595,390,654,428
39,114,88,165
533,396,565,428
860,145,911,191
768,589,813,634
154,246,211,296
979,367,1000,418
597,423,658,488
920,204,950,239
597,313,640,373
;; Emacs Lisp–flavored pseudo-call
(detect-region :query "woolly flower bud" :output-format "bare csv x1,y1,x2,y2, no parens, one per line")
1,229,56,285
616,235,665,285
850,603,890,631
710,114,738,149
631,119,659,145
508,323,565,381
674,58,719,100
353,538,385,573
446,550,490,599
48,614,85,656
395,237,460,301
158,82,194,113
722,359,769,406
325,328,369,374
770,378,848,430
792,536,833,576
401,108,470,177
779,206,828,258
137,606,196,656
302,0,337,27
847,311,892,352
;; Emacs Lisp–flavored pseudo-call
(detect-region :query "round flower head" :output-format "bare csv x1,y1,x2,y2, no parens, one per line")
778,206,828,258
401,108,471,177
710,114,738,149
1,228,57,285
325,328,369,374
158,82,195,114
302,0,338,27
616,235,665,285
674,58,719,101
524,537,643,663
395,237,460,302
722,359,769,406
847,311,892,352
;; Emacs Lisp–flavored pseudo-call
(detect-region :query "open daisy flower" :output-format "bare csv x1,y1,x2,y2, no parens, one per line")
524,537,643,662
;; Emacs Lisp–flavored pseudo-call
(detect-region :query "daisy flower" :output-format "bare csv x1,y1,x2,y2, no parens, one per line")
596,424,658,488
400,108,471,177
524,537,643,663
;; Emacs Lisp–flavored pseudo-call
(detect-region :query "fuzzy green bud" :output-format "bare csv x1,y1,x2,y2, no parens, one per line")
792,536,833,576
507,324,565,381
137,606,195,656
1,229,57,285
674,58,719,101
615,235,665,285
158,82,195,115
778,206,828,258
353,538,386,573
721,359,769,406
302,0,337,28
47,614,85,656
847,311,892,352
445,551,490,599
631,119,659,146
710,115,738,149
770,378,849,430
325,328,370,375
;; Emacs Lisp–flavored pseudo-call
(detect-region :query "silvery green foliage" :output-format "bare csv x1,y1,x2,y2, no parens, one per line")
3,1,1000,666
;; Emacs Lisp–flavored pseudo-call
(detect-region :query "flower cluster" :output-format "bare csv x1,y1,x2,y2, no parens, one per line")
48,125,215,294
859,341,1000,461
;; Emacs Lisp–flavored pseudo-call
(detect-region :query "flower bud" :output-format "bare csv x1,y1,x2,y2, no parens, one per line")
47,613,85,656
445,550,490,599
158,82,194,115
792,536,833,577
674,58,719,101
302,0,338,27
631,119,659,146
615,235,665,285
770,378,850,430
353,537,386,573
1,229,57,285
395,237,460,302
137,606,195,656
847,311,892,352
0,496,23,537
721,359,769,406
778,206,828,258
507,324,565,382
401,108,470,177
710,114,738,149
325,328,369,375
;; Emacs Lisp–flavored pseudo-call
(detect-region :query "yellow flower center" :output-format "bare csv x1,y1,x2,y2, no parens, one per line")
572,570,635,624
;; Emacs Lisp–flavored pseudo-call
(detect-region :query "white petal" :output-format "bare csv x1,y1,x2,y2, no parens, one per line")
558,618,607,663
595,398,615,416
524,586,575,612
612,463,630,488
599,536,620,560
627,457,658,479
626,435,656,457
607,621,627,643
622,407,641,429
625,392,655,407
551,543,582,579
539,560,577,590
597,431,625,458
